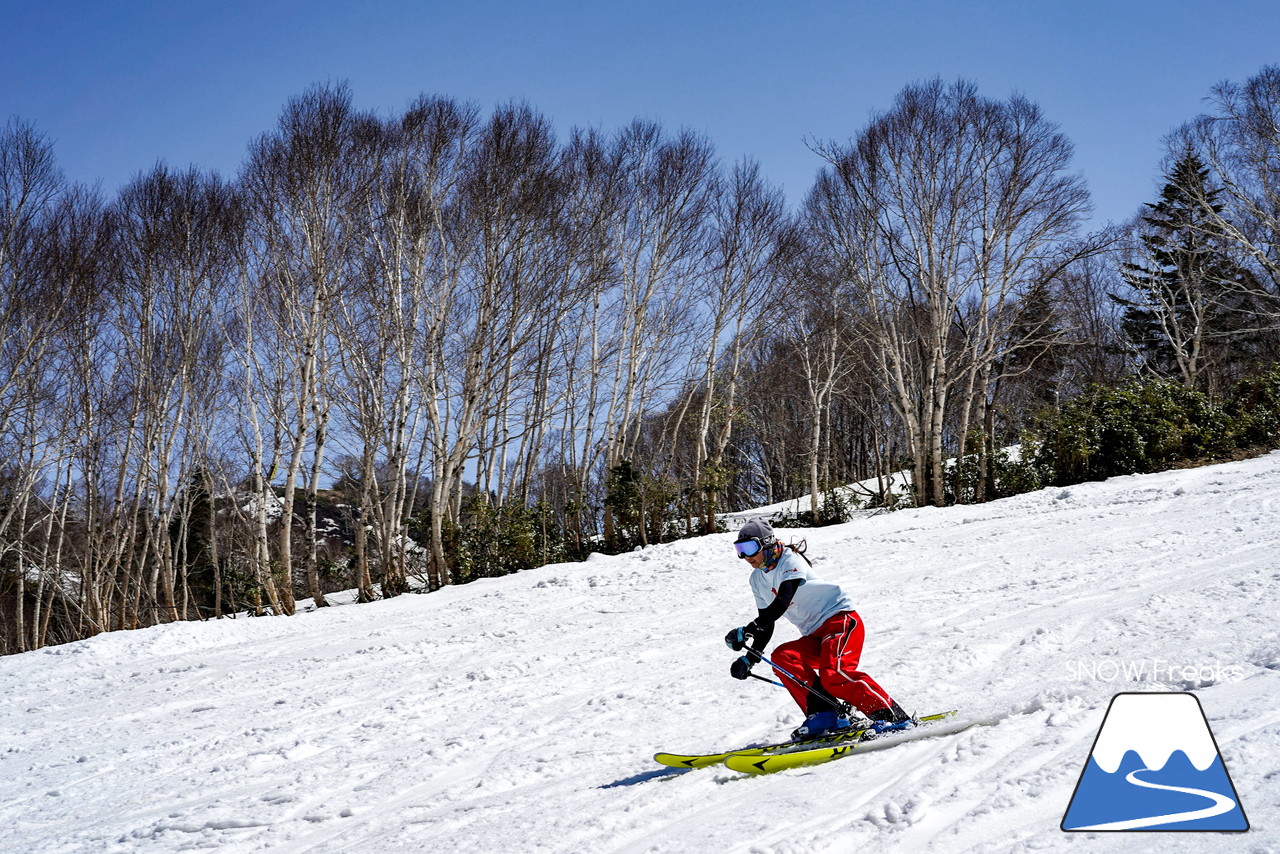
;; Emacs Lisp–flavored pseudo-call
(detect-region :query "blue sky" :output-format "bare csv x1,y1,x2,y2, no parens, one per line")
3,0,1279,228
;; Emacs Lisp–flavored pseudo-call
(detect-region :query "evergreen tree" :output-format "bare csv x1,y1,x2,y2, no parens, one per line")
999,278,1065,430
1113,148,1261,393
174,470,219,618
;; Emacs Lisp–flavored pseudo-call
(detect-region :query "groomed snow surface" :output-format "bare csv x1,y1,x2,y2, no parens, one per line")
4,453,1280,853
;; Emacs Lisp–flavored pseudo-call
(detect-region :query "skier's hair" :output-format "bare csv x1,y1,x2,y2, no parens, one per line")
786,538,812,566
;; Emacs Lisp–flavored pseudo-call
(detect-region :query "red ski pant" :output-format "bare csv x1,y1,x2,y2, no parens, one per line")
770,611,895,715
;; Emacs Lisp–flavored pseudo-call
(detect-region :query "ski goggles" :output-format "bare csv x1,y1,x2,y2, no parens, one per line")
734,538,763,558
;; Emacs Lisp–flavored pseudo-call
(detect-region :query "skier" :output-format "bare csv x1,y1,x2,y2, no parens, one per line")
725,518,910,739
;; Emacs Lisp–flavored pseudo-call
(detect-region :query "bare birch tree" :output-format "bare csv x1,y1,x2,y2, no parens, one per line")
1181,66,1280,301
410,103,566,584
685,159,795,530
0,119,67,650
809,79,1089,505
597,122,716,545
110,165,242,624
241,82,379,611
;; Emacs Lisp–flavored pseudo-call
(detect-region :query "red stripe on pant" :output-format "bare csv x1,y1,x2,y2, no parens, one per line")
769,611,895,715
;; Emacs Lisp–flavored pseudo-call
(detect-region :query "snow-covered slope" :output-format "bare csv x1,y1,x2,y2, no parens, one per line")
3,453,1279,853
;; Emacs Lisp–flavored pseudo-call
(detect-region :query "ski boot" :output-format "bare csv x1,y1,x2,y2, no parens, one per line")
790,710,852,740
866,700,915,735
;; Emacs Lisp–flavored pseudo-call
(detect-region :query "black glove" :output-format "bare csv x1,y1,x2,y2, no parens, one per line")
730,655,755,680
725,622,763,651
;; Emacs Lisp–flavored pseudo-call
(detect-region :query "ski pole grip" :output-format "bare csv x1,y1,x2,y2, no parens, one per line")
725,626,752,650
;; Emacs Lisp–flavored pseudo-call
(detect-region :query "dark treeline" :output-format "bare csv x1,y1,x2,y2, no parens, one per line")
4,69,1280,653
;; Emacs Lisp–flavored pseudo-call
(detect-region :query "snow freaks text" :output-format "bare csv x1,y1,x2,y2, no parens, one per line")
1065,658,1245,684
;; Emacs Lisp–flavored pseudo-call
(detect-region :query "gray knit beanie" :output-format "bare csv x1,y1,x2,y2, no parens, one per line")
735,518,776,545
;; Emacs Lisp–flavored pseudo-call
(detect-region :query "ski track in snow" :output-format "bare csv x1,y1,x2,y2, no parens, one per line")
3,453,1280,852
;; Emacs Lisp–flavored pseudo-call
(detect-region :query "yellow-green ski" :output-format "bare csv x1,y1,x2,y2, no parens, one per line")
653,747,768,769
724,710,967,775
653,725,870,769
654,710,957,771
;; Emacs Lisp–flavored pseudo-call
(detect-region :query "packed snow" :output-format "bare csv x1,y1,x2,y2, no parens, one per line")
3,452,1279,853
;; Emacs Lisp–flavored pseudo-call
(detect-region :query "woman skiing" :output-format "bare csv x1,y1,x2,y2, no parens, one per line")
725,518,910,738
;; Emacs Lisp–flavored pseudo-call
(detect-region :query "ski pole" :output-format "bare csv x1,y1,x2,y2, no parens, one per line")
747,672,785,689
739,648,845,711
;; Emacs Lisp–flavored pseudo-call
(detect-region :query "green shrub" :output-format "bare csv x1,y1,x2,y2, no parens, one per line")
996,442,1050,498
774,481,860,527
605,461,682,549
447,499,565,584
942,440,1048,504
1225,364,1280,447
1033,378,1233,486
